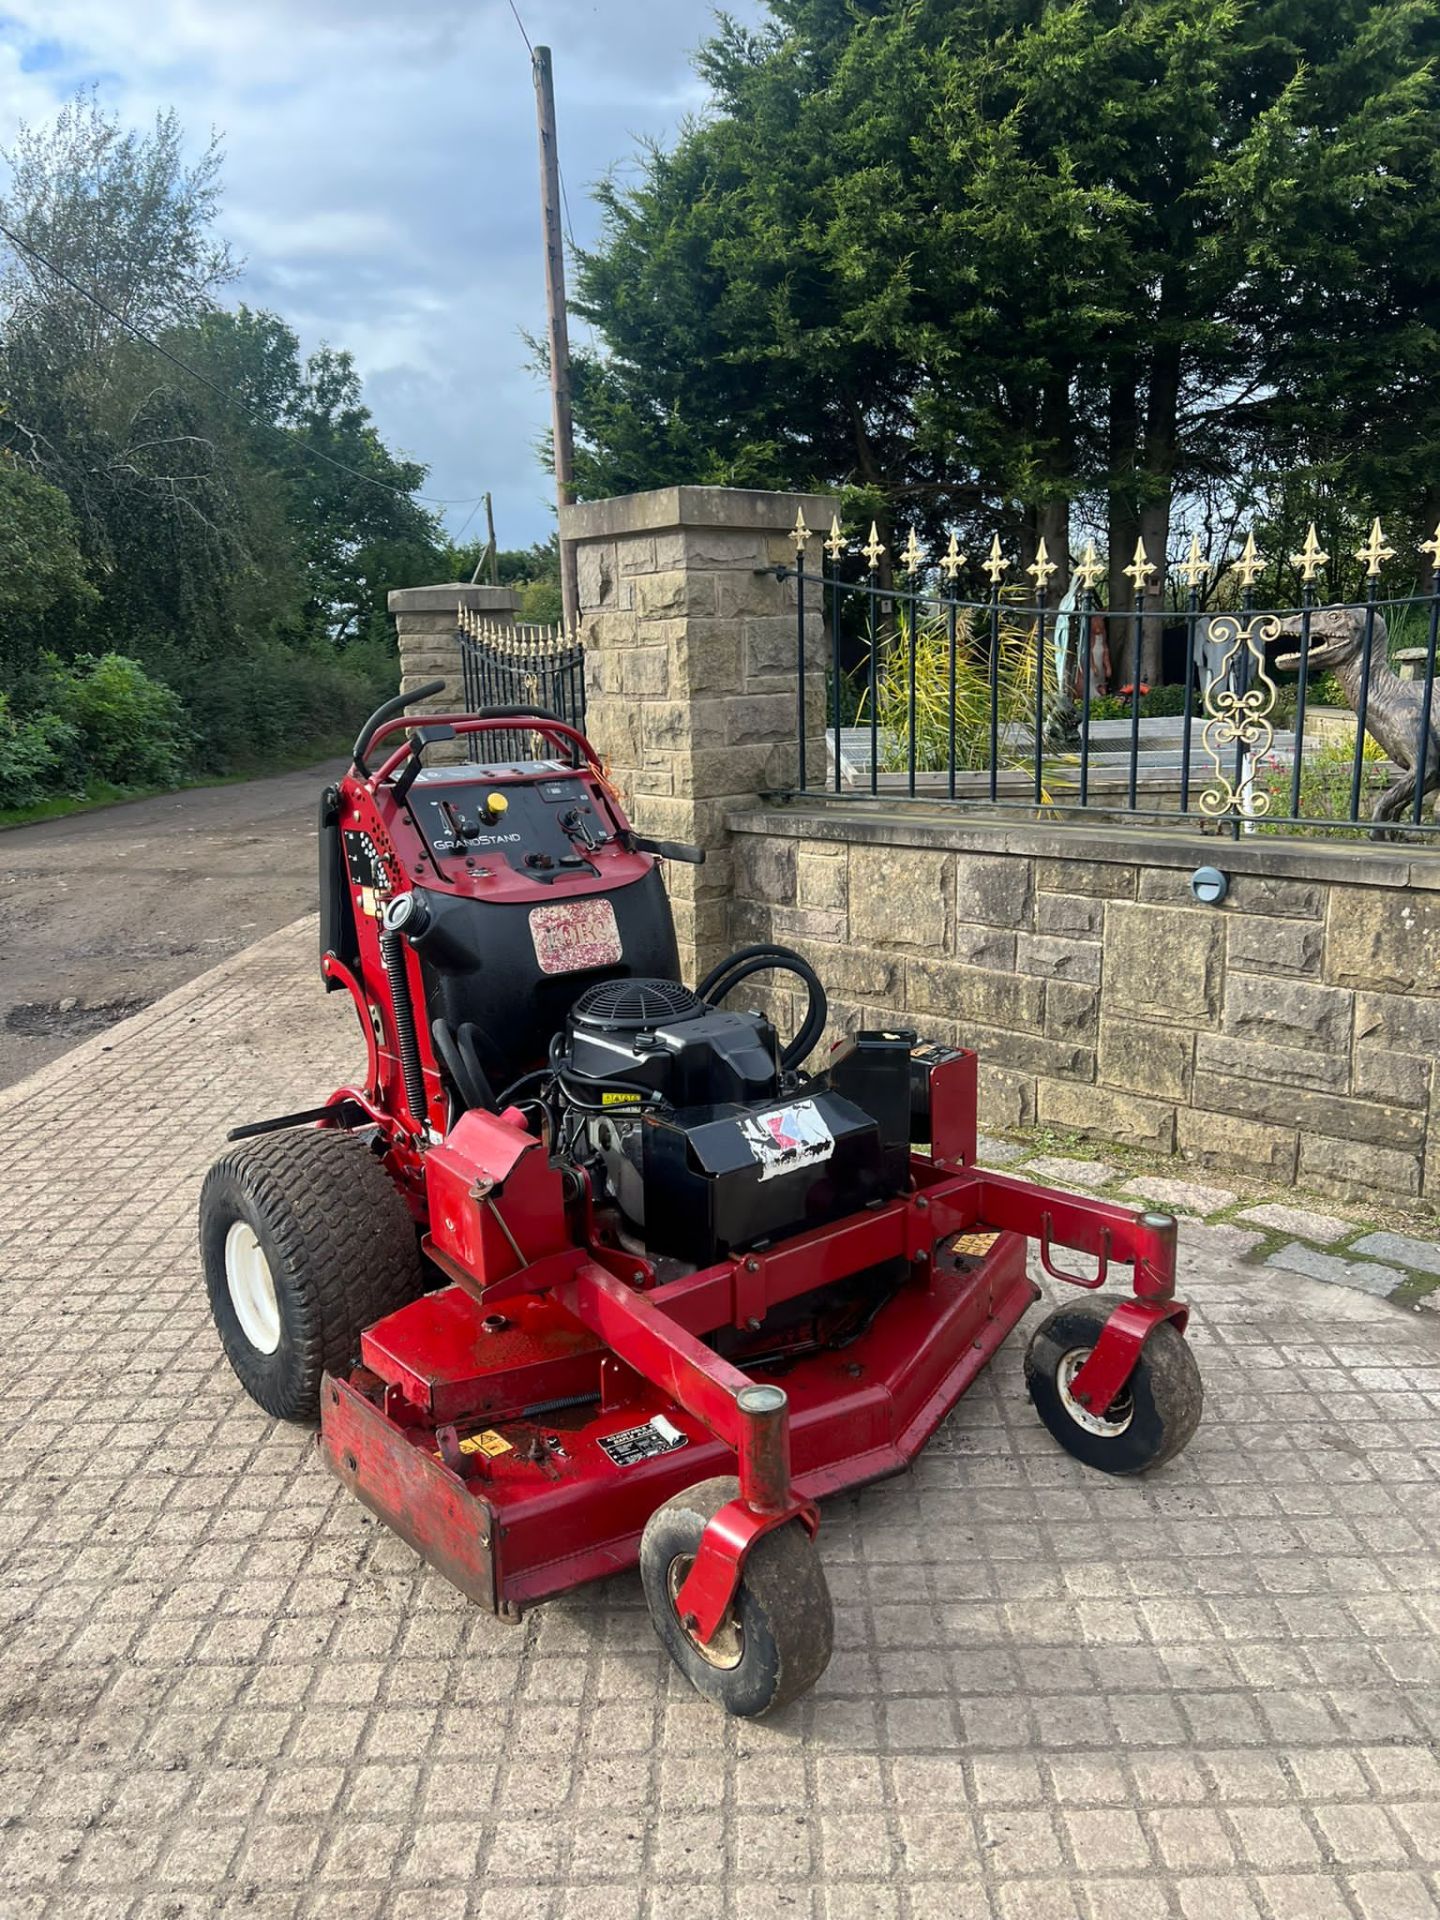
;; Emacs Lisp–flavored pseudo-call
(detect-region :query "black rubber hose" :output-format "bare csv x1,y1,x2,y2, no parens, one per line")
381,927,430,1125
431,1018,487,1114
698,943,828,1071
457,1023,498,1111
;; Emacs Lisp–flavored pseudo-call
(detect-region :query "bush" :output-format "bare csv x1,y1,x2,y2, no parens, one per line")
0,638,395,813
1255,731,1388,837
0,692,81,809
1088,682,1190,721
870,605,1055,773
171,636,396,774
47,652,192,787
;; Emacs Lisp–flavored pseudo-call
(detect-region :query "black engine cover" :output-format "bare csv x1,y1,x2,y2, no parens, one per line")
641,1087,890,1266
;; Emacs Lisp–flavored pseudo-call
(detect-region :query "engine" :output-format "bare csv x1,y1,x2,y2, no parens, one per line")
553,977,918,1268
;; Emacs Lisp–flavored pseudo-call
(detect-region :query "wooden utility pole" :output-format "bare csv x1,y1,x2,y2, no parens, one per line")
470,490,501,587
484,491,499,587
533,44,579,632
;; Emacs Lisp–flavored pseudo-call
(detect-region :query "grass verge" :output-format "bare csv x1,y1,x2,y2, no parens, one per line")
0,737,354,832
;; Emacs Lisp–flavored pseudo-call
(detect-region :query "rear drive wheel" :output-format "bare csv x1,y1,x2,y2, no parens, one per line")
640,1476,833,1716
1024,1302,1202,1475
199,1128,423,1422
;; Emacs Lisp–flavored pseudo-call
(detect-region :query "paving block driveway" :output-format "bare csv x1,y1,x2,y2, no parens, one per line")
2,920,1439,1920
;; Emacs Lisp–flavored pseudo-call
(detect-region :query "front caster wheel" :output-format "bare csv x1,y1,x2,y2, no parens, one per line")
1024,1303,1202,1475
639,1476,833,1717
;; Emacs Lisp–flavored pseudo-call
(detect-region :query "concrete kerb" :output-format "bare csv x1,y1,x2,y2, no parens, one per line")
0,916,340,1124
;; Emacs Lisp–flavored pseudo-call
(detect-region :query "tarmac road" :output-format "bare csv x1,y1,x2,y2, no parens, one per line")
0,760,345,1091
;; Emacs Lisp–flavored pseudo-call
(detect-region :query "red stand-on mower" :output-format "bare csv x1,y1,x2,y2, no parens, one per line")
200,686,1202,1715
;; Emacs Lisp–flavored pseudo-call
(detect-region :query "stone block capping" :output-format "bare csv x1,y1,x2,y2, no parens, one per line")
727,807,1440,1211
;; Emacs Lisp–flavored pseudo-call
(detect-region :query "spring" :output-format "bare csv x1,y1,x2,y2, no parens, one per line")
380,927,430,1126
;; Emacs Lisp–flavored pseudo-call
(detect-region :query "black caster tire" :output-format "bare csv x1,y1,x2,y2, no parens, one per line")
1024,1302,1202,1475
199,1127,424,1423
639,1475,833,1717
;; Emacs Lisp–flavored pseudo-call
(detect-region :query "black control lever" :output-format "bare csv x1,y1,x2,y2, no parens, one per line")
391,725,456,805
626,833,706,865
560,806,605,853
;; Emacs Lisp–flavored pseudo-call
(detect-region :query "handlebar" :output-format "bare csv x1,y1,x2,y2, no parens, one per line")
352,679,446,777
369,711,596,788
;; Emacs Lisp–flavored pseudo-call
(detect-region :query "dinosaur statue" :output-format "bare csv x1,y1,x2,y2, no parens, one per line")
1273,607,1440,837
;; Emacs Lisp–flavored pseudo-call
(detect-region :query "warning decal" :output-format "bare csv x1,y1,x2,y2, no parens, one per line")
598,1416,688,1468
738,1100,836,1183
529,897,624,976
433,1428,512,1463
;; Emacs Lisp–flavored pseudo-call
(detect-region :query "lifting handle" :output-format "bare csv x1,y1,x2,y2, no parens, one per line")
1037,1210,1111,1289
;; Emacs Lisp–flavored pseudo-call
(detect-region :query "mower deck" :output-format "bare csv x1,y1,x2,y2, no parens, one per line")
322,1228,1035,1614
319,1148,1182,1619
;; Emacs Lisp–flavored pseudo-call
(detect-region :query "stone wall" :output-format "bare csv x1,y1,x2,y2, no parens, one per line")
727,808,1440,1209
560,486,833,984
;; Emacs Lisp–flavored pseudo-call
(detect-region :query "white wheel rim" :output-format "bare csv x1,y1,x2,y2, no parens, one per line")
668,1555,745,1670
224,1220,281,1354
1057,1346,1134,1438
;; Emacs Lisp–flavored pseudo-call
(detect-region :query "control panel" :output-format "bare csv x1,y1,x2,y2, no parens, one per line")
406,763,613,882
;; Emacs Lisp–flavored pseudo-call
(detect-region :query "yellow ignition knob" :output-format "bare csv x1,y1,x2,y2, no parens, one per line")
483,791,509,820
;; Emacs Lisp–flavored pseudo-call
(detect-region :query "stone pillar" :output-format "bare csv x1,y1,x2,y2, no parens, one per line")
388,583,521,756
559,485,834,985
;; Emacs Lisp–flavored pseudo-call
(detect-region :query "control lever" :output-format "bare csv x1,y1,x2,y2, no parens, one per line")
625,833,706,865
438,799,468,844
559,806,605,853
391,726,458,879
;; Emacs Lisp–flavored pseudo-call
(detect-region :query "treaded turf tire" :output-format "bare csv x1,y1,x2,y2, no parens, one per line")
199,1128,424,1423
1024,1301,1203,1475
640,1475,833,1717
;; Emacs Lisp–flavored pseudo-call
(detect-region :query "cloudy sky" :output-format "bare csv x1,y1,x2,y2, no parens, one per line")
0,0,770,547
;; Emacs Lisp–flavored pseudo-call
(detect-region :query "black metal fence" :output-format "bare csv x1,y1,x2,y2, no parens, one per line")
458,610,586,762
775,515,1440,840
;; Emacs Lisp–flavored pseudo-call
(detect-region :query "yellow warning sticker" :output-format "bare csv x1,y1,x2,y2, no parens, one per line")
600,1090,642,1107
434,1429,514,1464
951,1231,1000,1258
359,886,377,918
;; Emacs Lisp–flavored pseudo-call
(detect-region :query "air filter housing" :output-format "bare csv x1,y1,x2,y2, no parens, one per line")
571,976,705,1032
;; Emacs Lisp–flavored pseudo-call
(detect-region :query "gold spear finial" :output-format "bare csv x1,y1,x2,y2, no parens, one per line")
938,531,966,582
1291,523,1329,584
1027,537,1058,591
825,515,847,560
900,528,926,574
1176,533,1209,592
1421,522,1440,574
1234,531,1264,592
1074,540,1104,594
1355,517,1395,579
1123,537,1156,595
862,521,886,571
791,508,811,555
982,534,1010,587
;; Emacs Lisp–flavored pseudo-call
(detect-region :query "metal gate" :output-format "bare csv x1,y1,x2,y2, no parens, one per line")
458,607,586,760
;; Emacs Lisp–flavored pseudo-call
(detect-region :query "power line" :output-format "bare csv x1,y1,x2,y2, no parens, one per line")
505,0,534,56
0,216,486,510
